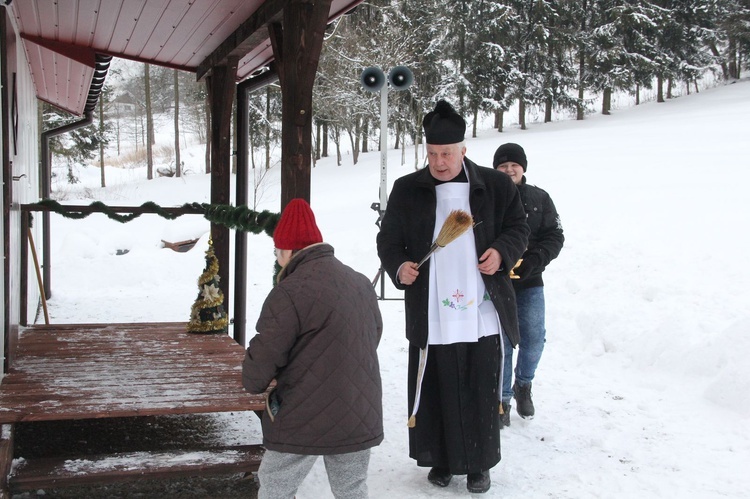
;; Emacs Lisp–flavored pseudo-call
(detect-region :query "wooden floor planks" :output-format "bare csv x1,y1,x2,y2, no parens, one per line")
0,322,265,423
0,323,266,494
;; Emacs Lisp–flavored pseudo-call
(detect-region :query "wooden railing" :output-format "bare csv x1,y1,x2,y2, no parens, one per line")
19,203,204,327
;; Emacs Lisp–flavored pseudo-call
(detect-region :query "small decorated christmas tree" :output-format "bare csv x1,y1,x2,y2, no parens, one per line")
187,238,228,334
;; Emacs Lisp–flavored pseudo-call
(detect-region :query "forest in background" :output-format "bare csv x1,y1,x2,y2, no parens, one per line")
43,0,750,185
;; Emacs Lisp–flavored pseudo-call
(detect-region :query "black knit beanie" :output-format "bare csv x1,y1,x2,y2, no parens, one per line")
493,143,528,172
423,100,466,145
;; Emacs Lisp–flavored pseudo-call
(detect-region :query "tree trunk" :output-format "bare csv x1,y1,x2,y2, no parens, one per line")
145,63,154,180
332,126,341,166
457,0,467,111
173,69,181,177
602,87,611,115
657,74,664,103
519,98,526,130
544,14,555,124
728,38,738,79
322,122,329,158
116,104,121,155
265,86,271,170
708,42,729,80
315,121,321,161
414,109,422,170
401,126,406,166
349,117,360,165
576,4,587,121
635,84,640,105
577,81,585,120
667,78,673,99
134,104,139,152
472,108,478,138
204,82,211,173
141,115,146,148
99,96,106,188
249,127,256,170
362,119,369,153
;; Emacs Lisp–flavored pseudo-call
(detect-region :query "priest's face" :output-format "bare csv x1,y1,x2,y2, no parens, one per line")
426,142,466,181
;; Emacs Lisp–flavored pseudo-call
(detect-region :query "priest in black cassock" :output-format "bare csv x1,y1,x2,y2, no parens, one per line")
376,100,529,494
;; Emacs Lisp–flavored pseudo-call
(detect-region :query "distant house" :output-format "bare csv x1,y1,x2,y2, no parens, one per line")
112,92,137,116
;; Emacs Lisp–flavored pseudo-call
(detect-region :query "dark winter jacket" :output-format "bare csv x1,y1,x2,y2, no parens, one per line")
376,158,529,347
242,243,384,455
512,177,564,290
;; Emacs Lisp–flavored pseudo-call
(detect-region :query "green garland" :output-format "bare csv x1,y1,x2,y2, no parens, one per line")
36,199,280,237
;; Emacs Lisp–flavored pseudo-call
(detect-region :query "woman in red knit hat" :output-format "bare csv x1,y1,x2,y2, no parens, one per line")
243,198,384,499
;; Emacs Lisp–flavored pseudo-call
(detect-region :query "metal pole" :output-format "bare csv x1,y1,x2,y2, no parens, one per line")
379,86,388,211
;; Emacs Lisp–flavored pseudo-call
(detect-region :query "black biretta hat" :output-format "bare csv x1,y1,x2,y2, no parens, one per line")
423,100,466,145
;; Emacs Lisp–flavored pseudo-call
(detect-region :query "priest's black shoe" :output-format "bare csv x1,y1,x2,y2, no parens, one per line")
467,470,491,493
427,467,452,487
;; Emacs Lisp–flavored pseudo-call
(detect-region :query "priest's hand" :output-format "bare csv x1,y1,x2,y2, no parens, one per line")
478,248,502,275
398,261,419,285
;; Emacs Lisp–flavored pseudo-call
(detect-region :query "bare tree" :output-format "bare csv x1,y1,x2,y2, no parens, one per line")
174,69,182,177
145,63,154,180
99,96,106,187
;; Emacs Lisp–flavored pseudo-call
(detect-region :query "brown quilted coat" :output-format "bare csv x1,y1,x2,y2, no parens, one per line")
242,243,384,455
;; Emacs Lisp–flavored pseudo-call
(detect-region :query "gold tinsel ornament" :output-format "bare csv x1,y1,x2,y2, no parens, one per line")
187,238,229,334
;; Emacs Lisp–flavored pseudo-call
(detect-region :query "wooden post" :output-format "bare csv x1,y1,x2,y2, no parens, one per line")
205,58,239,312
0,424,14,499
273,0,333,209
19,213,28,328
234,80,250,347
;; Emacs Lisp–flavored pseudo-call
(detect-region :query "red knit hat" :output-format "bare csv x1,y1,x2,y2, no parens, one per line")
273,198,323,250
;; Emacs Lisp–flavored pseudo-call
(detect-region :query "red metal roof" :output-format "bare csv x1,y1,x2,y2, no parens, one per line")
7,0,362,115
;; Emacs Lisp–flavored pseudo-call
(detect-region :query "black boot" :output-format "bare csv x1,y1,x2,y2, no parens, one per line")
427,467,452,487
499,401,511,428
467,470,491,493
514,381,535,419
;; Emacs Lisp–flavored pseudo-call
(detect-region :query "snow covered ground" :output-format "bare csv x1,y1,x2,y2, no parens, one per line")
44,79,750,498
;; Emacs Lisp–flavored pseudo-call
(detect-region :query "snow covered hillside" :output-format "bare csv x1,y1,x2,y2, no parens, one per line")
46,79,750,498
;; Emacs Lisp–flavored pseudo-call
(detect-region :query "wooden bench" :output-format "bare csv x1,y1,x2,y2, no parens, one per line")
0,322,267,496
8,444,264,491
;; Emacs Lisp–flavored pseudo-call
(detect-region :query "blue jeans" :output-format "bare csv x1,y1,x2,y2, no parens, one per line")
502,286,546,403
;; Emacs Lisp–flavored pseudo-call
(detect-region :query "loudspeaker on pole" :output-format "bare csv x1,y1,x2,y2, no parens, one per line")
388,66,414,91
360,66,386,92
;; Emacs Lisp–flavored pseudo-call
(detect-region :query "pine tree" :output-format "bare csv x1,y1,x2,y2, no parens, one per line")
43,103,105,185
187,240,228,334
714,0,750,79
462,1,515,133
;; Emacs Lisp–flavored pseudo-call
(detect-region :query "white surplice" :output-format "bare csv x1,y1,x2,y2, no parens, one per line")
427,179,501,345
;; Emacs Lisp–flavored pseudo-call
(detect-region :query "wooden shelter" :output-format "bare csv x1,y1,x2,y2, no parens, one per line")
0,0,364,495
